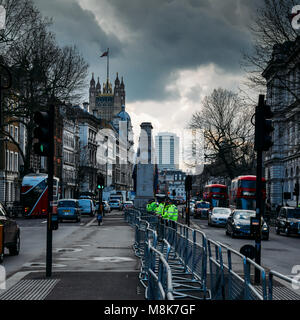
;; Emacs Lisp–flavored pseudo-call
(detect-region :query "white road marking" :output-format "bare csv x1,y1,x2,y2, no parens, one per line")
86,217,96,227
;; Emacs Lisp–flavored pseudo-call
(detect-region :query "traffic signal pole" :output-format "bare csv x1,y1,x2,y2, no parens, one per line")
255,146,263,284
46,103,54,277
254,94,273,284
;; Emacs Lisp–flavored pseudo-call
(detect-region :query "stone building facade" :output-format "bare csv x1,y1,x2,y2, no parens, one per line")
263,37,300,207
89,73,125,122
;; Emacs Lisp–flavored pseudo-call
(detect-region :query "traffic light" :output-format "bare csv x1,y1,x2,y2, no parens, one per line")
294,182,300,196
254,95,274,152
97,174,105,189
33,111,51,156
172,190,176,197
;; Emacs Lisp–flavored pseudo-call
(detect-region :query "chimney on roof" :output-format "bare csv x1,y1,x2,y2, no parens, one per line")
83,102,89,113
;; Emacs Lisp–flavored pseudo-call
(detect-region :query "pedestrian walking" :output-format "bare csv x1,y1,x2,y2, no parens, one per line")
97,203,103,226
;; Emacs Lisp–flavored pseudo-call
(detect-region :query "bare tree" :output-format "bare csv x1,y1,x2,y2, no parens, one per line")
0,0,45,50
0,1,89,176
189,88,255,180
242,0,300,102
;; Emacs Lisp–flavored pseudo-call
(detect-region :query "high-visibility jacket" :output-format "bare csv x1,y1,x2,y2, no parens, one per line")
155,203,165,217
146,203,152,212
150,201,158,212
162,204,171,219
167,204,178,222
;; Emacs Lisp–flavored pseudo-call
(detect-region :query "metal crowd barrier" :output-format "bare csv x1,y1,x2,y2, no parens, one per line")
126,207,299,300
145,216,210,299
146,244,174,300
268,270,300,300
208,240,268,300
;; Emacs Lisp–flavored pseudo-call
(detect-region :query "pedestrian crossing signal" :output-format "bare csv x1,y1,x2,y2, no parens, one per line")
33,111,51,156
97,174,105,189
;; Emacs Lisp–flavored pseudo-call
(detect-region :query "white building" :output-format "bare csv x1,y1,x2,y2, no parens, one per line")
60,106,80,198
155,132,179,171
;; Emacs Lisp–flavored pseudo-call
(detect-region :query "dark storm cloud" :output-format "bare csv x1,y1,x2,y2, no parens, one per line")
33,0,123,87
32,0,261,102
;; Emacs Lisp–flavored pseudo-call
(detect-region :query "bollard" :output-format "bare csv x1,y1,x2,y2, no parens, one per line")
0,223,4,263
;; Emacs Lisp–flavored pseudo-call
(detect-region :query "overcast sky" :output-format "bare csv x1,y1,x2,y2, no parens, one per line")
33,0,261,166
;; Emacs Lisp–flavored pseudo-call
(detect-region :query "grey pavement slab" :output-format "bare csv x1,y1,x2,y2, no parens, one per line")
23,271,145,300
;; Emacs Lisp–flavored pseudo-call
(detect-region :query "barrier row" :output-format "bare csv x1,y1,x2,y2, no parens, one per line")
124,208,300,300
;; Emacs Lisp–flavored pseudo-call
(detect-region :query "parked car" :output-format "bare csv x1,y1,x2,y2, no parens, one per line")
57,199,81,223
275,207,300,236
77,199,96,217
226,209,269,240
208,207,232,227
123,201,134,210
0,202,20,262
194,201,211,219
103,201,111,213
95,201,111,214
189,201,195,216
109,199,122,211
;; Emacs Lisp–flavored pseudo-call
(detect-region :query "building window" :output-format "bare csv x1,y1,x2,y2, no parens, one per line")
6,150,9,171
10,151,13,171
14,127,18,143
10,125,13,139
14,153,18,172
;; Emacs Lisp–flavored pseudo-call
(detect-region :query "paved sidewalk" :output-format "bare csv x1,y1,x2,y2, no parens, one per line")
0,213,145,300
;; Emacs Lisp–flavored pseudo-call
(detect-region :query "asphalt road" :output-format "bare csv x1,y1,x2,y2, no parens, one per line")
3,207,300,281
180,210,300,277
2,214,96,278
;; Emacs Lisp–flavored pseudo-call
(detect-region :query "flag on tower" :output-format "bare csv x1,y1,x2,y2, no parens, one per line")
100,50,108,57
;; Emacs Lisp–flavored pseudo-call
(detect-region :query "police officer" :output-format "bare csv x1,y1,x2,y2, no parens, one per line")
150,199,158,213
156,200,165,218
167,201,178,228
162,199,171,220
146,200,152,212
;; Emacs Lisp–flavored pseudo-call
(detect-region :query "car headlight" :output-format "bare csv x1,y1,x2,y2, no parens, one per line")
262,222,268,230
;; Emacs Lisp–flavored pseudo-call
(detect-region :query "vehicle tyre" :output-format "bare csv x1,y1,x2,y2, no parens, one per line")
231,228,236,238
275,226,280,235
285,227,290,237
9,233,20,256
225,226,229,236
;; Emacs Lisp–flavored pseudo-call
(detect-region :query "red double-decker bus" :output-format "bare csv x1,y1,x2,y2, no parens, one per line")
21,173,60,217
203,184,228,208
230,175,266,210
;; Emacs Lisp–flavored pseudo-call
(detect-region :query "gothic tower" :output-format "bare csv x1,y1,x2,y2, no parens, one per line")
88,72,126,122
89,73,96,111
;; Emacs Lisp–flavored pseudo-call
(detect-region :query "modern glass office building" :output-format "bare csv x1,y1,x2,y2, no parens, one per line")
155,132,179,171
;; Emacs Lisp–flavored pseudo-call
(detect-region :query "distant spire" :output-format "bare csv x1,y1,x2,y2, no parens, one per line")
120,76,124,88
115,72,120,85
96,77,101,90
90,72,95,87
